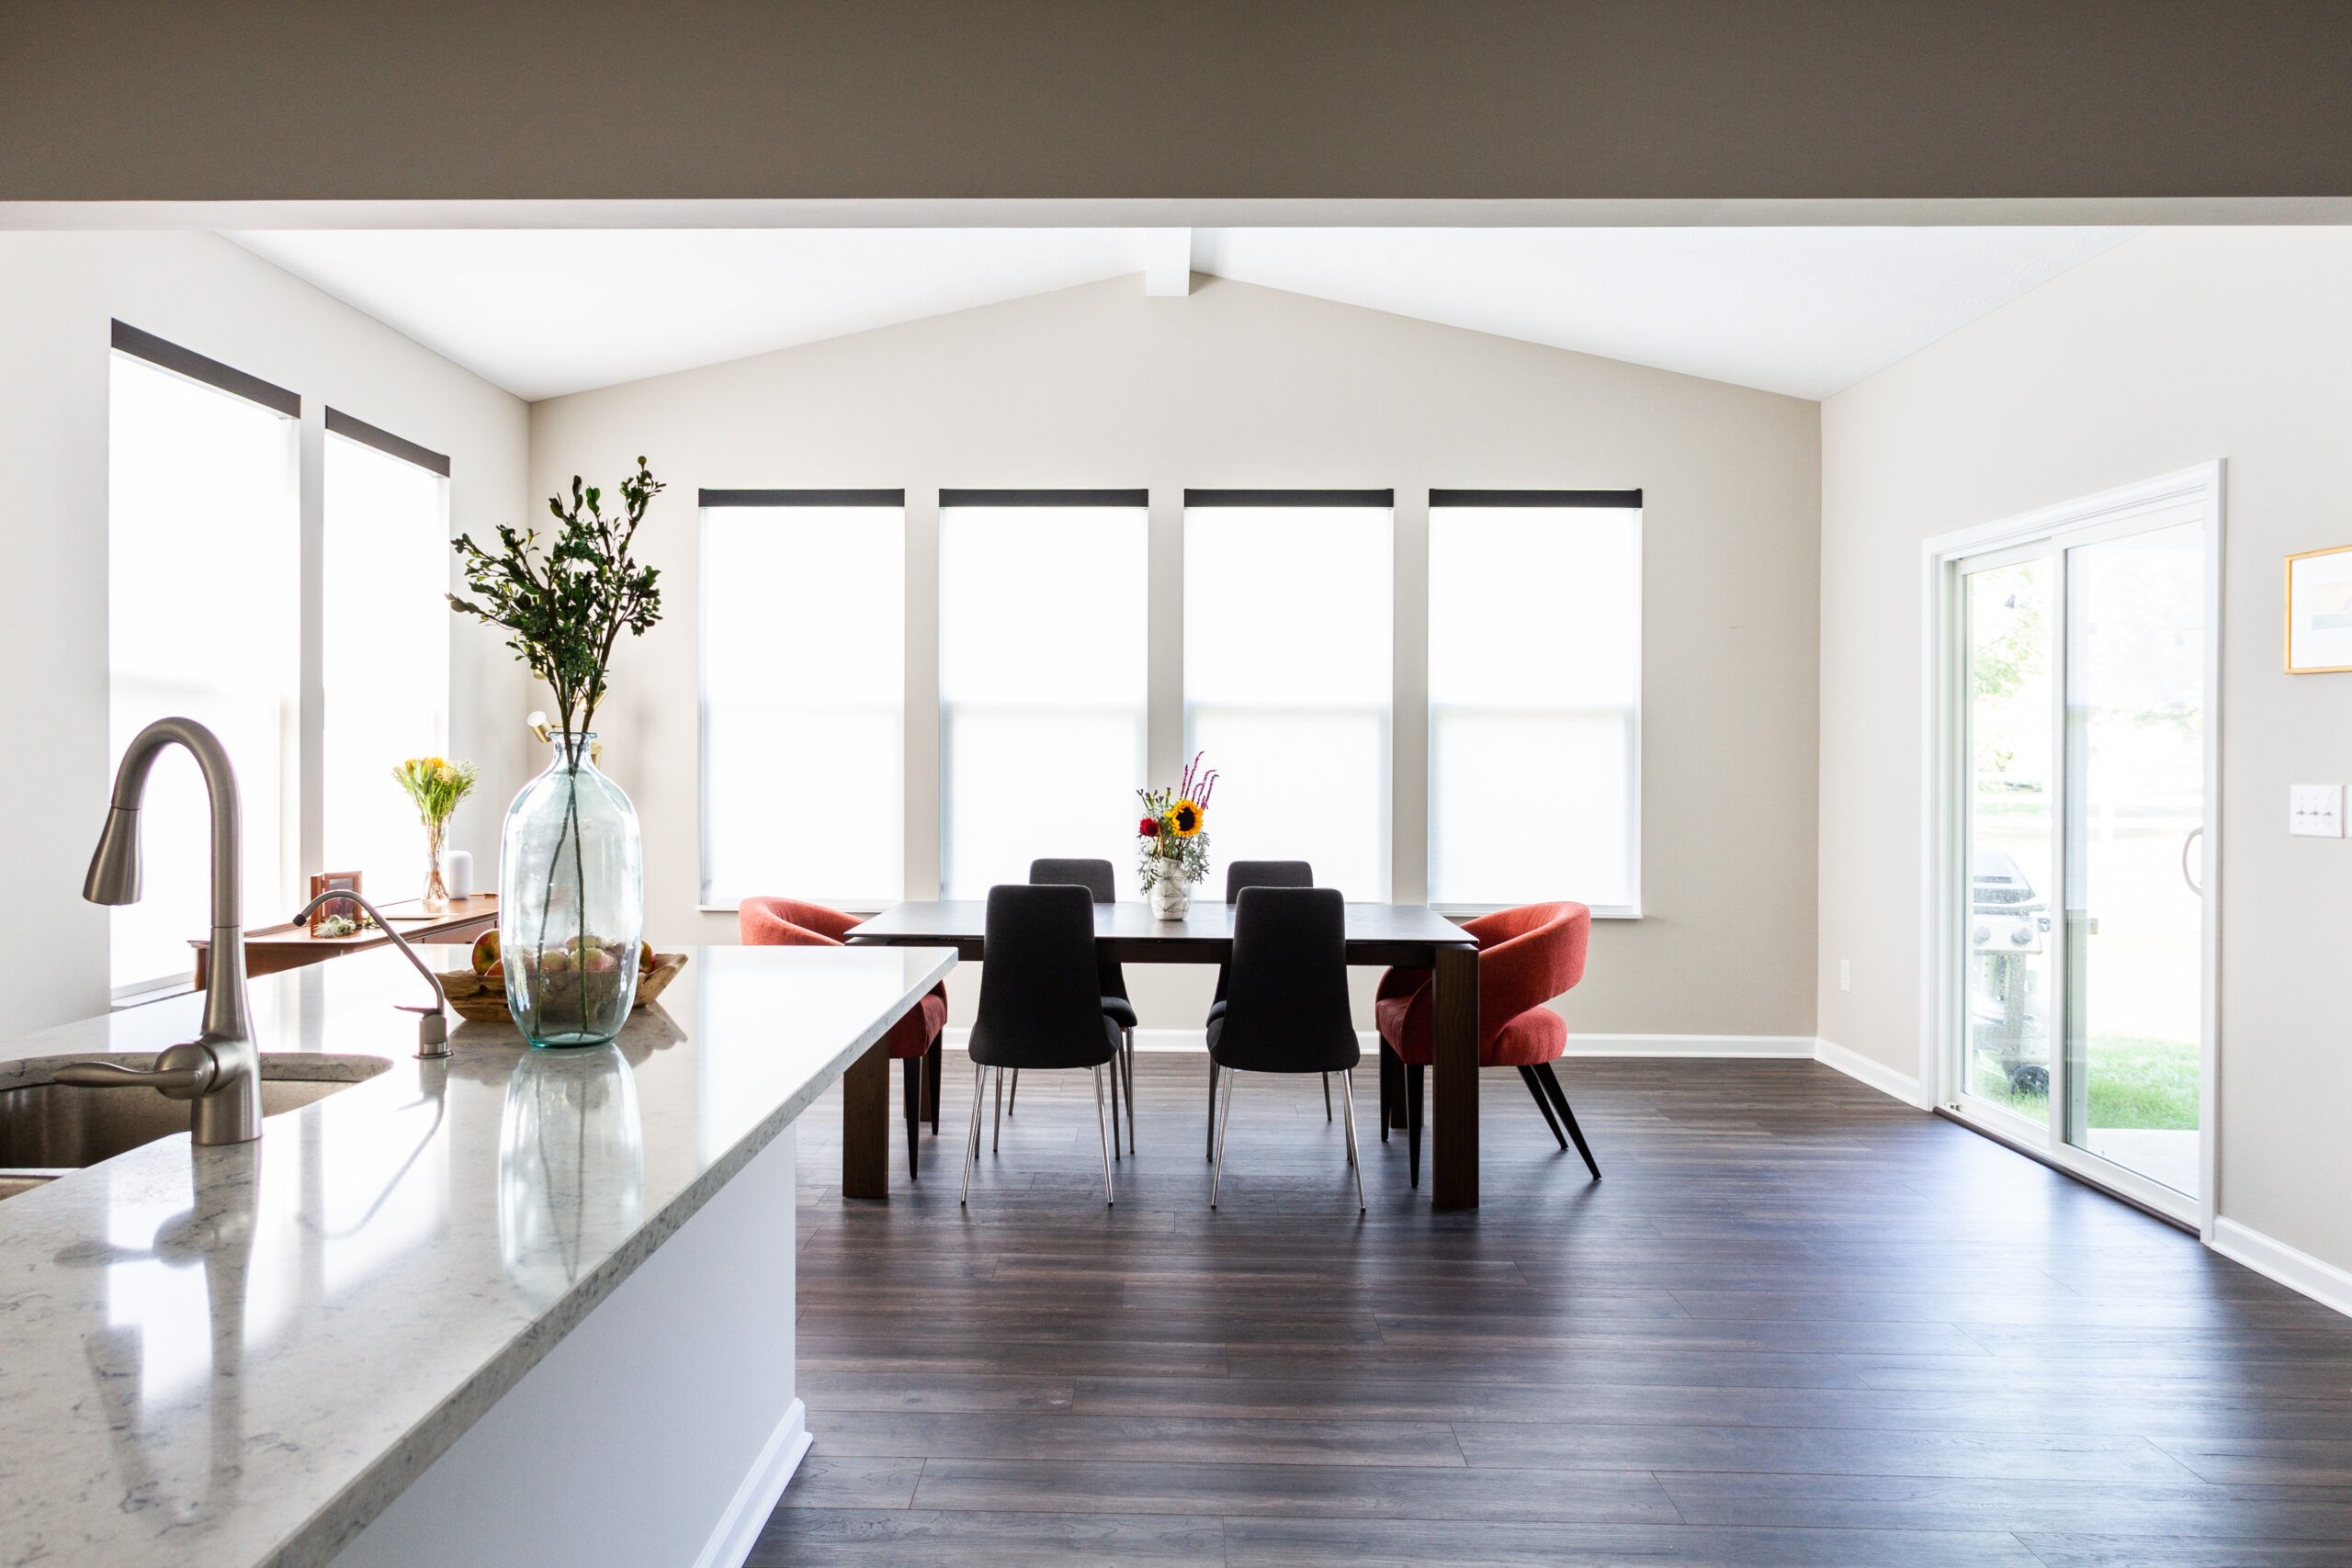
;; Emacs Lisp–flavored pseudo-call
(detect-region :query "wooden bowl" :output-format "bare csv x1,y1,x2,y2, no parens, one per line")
439,951,688,1026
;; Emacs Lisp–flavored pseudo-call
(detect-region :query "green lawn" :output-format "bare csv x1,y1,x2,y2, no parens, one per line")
1971,1033,2199,1130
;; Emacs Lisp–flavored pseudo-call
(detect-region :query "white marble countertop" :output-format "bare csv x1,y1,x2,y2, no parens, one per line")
0,942,956,1568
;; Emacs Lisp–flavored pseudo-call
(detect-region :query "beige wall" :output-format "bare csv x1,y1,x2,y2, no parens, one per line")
529,273,1821,1037
1819,227,2352,1274
0,230,531,1038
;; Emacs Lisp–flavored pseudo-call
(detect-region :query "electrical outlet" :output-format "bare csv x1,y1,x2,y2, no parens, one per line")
2290,784,2345,838
1838,958,1851,992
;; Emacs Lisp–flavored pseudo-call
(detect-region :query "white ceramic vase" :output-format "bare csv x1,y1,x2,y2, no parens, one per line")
1147,858,1193,920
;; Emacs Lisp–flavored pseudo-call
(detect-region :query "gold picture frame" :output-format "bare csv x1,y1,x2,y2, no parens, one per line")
2287,544,2352,672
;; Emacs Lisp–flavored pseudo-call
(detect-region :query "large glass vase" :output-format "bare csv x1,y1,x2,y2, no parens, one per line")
500,733,643,1046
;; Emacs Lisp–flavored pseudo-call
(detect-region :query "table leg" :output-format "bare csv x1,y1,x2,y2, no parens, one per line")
842,1038,891,1200
1431,943,1479,1210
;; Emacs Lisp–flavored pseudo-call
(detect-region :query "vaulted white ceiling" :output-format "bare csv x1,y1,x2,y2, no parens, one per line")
226,225,2139,404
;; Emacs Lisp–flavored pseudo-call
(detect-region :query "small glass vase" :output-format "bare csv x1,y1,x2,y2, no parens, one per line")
421,821,451,913
500,733,644,1047
1146,857,1193,920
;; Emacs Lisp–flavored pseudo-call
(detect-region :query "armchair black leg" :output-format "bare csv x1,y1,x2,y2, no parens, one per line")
1405,1063,1424,1190
1534,1062,1600,1179
925,1039,943,1134
1387,1042,1408,1130
902,1055,922,1179
1518,1064,1568,1148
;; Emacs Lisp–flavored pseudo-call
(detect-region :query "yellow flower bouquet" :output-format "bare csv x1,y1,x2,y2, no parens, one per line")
392,756,480,911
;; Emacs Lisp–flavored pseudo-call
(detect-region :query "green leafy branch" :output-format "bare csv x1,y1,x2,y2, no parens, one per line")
449,457,665,764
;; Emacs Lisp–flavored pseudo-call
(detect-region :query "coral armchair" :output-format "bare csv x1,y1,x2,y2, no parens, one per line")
1374,901,1598,1186
740,897,949,1179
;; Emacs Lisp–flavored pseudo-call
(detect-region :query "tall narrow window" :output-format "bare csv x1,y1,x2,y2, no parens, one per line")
323,410,451,896
1428,491,1642,913
1184,491,1393,900
107,325,300,994
701,491,906,908
939,491,1148,899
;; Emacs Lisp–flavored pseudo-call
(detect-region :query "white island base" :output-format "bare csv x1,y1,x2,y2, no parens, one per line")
330,1124,806,1568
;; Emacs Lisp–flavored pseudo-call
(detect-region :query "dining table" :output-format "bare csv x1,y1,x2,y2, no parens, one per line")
846,899,1484,1209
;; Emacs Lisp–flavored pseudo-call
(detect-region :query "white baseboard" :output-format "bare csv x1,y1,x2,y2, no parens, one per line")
950,1026,1821,1059
695,1397,810,1568
2211,1218,2352,1320
1558,1032,1815,1058
1812,1036,1927,1107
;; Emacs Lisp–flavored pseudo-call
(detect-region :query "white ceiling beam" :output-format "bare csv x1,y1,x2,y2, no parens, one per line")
1142,228,1192,296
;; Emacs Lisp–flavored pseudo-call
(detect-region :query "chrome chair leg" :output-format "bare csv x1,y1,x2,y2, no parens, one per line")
1123,1027,1136,1151
992,1066,1004,1153
1205,1060,1219,1160
1211,1066,1237,1208
1007,1067,1018,1116
1107,1044,1122,1159
1341,1068,1365,1212
960,1060,986,1204
1093,1063,1115,1206
1322,1072,1332,1121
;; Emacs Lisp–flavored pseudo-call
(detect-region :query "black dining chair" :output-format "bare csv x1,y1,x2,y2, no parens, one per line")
962,884,1124,1206
1026,857,1137,1154
1208,886,1363,1210
1204,859,1316,1156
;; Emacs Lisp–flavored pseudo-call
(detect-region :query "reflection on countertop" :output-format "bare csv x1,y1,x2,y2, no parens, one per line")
0,942,956,1568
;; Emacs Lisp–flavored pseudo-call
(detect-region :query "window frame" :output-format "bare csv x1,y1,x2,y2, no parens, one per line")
696,488,910,911
936,487,1152,902
320,412,454,889
106,327,303,998
1182,489,1396,903
1425,488,1645,919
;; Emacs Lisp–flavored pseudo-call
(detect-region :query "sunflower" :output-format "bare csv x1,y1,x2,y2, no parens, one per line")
1169,799,1203,836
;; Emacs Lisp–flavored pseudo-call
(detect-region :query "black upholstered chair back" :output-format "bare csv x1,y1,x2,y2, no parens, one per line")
1028,858,1116,903
1028,857,1126,1002
1213,859,1315,1009
1210,886,1360,1076
1225,859,1314,902
968,884,1119,1071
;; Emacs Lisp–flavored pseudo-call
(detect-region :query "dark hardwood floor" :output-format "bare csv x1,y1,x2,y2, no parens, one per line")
757,1051,2352,1566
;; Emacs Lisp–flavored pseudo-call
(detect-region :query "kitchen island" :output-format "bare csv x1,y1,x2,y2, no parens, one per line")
0,942,955,1568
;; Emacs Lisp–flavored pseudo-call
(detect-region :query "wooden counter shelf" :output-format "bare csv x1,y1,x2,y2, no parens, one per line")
191,895,500,987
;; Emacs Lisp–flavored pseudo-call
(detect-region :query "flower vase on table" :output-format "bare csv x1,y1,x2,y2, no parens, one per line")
1137,752,1217,921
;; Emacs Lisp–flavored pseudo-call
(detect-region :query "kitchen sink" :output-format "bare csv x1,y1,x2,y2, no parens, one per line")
0,1055,392,1199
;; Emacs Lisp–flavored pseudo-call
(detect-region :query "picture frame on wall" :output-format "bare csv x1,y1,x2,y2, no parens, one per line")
2287,544,2352,672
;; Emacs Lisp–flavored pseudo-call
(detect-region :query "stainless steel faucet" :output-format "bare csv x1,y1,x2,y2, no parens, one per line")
288,888,450,1056
57,717,263,1145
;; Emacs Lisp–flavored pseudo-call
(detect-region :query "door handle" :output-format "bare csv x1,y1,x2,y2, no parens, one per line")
2181,826,2204,897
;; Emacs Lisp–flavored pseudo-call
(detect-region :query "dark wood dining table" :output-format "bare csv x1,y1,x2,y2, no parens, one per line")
846,899,1484,1209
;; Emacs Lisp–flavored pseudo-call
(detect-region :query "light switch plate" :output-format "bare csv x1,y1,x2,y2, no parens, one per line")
2290,784,2344,837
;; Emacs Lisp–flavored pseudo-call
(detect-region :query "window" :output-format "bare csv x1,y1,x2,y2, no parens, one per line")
1184,491,1393,900
1427,491,1642,913
107,325,300,994
939,491,1148,899
700,491,906,908
322,411,451,895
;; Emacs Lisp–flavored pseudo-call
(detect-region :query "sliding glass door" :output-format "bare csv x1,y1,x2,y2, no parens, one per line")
1960,550,2058,1118
1943,471,2214,1216
2061,524,2206,1196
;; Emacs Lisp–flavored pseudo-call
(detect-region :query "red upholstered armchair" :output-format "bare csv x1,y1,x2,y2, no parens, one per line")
741,897,950,1179
1374,901,1600,1187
